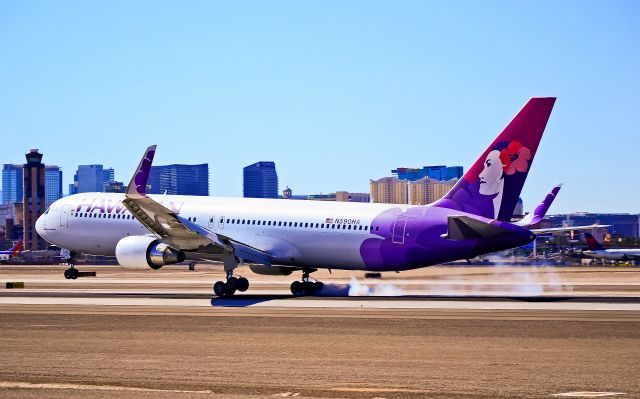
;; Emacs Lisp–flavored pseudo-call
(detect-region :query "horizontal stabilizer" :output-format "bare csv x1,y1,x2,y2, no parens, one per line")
444,216,511,240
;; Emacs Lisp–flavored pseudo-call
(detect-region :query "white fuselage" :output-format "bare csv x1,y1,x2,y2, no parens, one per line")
583,249,640,261
37,193,410,270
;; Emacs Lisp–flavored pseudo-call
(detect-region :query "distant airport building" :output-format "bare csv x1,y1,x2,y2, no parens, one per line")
2,164,23,204
243,162,278,199
23,149,47,250
546,213,640,238
370,177,408,204
408,177,457,205
44,165,63,207
282,187,370,202
392,165,463,182
147,164,209,196
336,191,370,203
104,180,125,193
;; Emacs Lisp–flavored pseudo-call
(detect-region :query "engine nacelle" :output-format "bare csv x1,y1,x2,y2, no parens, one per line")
115,235,185,270
249,264,294,276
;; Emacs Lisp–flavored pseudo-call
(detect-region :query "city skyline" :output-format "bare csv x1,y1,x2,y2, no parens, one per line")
0,2,638,213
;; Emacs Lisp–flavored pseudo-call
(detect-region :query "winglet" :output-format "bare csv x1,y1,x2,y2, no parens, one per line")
126,145,157,197
10,239,23,257
516,183,562,227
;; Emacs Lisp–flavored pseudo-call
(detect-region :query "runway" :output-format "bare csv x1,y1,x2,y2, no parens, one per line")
0,265,639,398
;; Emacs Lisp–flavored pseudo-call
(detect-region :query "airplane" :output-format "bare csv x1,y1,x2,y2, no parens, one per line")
0,238,23,262
37,97,557,296
582,233,640,262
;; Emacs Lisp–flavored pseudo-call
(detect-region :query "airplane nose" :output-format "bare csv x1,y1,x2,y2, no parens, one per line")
35,214,46,238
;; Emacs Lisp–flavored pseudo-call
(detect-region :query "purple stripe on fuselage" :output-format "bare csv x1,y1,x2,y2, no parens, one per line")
359,206,533,272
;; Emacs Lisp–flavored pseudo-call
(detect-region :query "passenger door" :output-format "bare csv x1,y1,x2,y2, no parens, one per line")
392,218,408,244
59,205,72,228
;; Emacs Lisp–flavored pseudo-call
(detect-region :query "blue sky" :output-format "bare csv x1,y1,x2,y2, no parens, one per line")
0,1,638,213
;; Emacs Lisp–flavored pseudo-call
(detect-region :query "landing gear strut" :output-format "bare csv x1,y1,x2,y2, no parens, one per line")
290,268,323,296
63,250,79,280
213,252,249,297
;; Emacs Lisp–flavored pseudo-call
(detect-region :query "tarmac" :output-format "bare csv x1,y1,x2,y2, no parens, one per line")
0,264,638,398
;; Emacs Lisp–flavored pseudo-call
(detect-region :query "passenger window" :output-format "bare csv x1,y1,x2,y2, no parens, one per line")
304,223,308,228
348,225,352,230
376,226,379,231
332,224,335,229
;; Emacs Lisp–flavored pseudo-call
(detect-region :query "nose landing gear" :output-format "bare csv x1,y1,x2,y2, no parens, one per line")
62,250,79,280
63,267,79,280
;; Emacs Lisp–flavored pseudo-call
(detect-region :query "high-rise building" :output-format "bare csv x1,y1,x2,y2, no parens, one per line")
75,164,106,193
243,162,278,199
44,166,63,207
2,164,23,204
392,165,463,182
408,177,457,205
23,149,47,250
370,177,408,204
103,167,115,183
147,164,209,196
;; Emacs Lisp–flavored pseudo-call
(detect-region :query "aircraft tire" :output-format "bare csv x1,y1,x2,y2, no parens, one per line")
237,277,249,292
290,281,303,296
213,281,226,297
71,269,79,279
226,276,239,292
63,269,72,280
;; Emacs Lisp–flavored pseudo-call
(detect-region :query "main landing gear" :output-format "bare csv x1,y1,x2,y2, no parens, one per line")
63,250,79,280
213,271,249,297
213,252,249,297
290,268,324,296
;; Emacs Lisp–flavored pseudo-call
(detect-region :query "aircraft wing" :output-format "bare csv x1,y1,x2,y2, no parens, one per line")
122,145,272,265
531,224,610,234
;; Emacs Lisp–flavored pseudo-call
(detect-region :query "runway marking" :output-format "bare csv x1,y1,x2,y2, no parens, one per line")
552,392,626,397
0,381,214,394
1,295,640,311
330,387,429,393
274,392,300,397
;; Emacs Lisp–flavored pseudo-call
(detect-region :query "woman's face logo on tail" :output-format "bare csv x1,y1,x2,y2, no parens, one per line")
479,150,504,195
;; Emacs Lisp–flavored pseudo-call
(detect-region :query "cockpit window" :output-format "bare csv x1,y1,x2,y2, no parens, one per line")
44,207,50,215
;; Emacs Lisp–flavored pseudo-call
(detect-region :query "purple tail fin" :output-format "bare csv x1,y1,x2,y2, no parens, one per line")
434,97,556,221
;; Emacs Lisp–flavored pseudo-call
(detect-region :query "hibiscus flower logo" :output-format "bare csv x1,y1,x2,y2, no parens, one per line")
499,140,531,175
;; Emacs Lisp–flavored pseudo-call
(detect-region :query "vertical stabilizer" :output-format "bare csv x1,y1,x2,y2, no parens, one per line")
434,97,556,221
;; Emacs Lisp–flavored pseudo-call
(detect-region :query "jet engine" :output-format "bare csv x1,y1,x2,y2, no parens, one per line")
249,264,294,276
115,235,185,270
